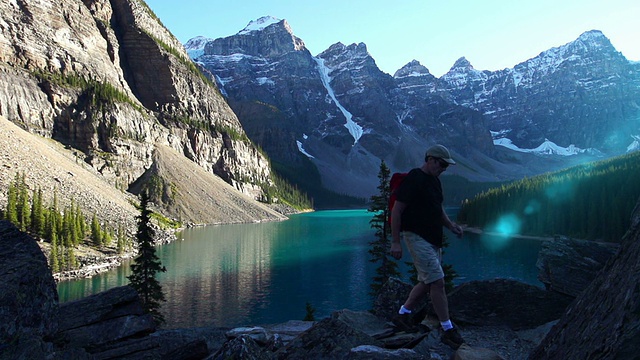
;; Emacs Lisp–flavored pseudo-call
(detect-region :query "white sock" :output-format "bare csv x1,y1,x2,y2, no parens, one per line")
441,319,453,331
399,305,412,314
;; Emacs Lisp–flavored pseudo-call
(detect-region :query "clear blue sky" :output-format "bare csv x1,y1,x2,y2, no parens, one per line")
145,0,639,77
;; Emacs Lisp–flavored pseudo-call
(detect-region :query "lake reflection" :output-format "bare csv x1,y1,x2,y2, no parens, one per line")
57,209,543,329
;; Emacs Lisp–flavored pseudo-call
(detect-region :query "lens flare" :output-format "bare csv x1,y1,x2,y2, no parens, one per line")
492,213,522,236
482,213,523,251
524,199,541,215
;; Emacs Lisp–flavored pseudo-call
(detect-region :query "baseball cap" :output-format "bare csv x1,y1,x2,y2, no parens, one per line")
426,144,456,165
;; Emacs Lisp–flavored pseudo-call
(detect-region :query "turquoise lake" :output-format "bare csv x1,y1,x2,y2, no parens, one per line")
57,209,543,329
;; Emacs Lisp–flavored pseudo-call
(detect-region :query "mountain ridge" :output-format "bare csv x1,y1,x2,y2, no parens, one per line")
188,18,640,198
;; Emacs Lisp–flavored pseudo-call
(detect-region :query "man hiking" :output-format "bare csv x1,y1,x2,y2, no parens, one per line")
389,144,465,350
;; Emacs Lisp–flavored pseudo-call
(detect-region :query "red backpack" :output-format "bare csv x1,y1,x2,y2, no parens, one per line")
388,172,407,225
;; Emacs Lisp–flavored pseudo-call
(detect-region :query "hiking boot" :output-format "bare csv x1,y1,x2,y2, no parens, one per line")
391,313,419,333
441,327,464,350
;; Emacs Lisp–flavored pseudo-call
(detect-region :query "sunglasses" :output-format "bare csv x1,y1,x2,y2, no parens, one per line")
434,158,449,169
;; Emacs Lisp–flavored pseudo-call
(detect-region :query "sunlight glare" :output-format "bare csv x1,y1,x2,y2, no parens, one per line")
481,213,522,251
524,199,541,215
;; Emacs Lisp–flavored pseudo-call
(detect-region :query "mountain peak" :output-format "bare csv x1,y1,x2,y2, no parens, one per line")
575,29,614,51
577,29,606,42
451,57,473,70
238,16,283,35
394,60,432,78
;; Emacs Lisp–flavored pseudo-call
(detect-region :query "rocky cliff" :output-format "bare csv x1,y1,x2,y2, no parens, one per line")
0,0,282,225
529,196,640,359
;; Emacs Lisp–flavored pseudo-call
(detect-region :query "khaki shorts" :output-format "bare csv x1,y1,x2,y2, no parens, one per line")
403,232,444,284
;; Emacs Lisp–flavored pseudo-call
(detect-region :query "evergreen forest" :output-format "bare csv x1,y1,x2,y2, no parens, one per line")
457,151,640,242
1,173,132,272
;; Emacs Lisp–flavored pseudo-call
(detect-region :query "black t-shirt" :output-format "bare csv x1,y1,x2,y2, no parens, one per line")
395,168,444,247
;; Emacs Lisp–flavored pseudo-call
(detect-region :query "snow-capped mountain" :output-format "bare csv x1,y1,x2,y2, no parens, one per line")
187,20,640,199
437,30,640,153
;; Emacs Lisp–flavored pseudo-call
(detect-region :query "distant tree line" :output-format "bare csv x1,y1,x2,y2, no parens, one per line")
2,173,132,272
263,172,313,210
2,174,167,325
457,151,640,242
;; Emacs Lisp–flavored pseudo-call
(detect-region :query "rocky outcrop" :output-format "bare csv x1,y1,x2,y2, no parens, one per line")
447,279,574,330
530,197,640,359
536,237,619,297
0,0,280,227
0,221,59,355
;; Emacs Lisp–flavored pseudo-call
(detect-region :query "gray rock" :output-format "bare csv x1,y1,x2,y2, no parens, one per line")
447,279,573,330
347,345,427,359
530,197,640,359
0,221,58,344
331,309,391,337
371,277,429,323
225,326,272,346
209,335,274,360
55,286,156,349
536,236,619,297
274,317,381,359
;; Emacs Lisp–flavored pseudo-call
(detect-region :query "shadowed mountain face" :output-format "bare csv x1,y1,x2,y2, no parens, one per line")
188,19,640,198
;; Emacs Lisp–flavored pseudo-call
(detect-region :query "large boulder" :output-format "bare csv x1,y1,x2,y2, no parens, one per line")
371,277,429,322
0,220,59,356
448,279,574,330
536,237,619,297
529,197,640,359
274,316,381,359
55,285,156,350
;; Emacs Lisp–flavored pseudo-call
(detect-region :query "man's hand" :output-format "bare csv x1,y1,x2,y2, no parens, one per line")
390,242,403,260
451,223,463,238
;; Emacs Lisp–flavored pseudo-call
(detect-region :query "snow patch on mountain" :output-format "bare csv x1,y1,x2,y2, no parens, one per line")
314,57,363,144
214,75,228,96
297,140,314,158
239,16,281,35
184,36,212,59
628,135,640,152
493,133,589,156
256,77,275,86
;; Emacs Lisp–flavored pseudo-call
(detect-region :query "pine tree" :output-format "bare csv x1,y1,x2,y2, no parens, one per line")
17,173,30,231
303,302,316,321
5,181,18,224
102,227,113,248
50,229,60,273
367,161,400,298
117,223,126,254
91,213,102,247
127,192,166,325
30,188,45,237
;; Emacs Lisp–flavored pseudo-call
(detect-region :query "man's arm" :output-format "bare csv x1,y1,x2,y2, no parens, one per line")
390,201,407,259
442,205,463,238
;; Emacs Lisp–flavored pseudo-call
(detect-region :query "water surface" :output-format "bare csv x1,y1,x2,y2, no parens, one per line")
58,209,543,328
